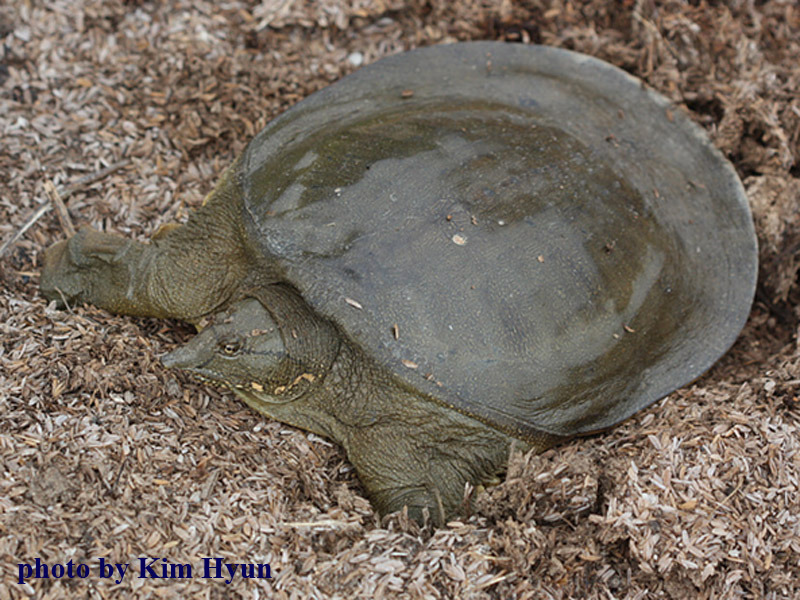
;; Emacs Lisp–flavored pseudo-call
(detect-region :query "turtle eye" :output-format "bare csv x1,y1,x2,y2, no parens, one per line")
219,338,242,356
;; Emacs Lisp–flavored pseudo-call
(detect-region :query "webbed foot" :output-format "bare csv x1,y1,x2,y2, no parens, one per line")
375,485,448,526
40,227,148,313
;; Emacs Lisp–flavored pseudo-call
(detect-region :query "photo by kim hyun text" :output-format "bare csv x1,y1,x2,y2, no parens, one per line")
17,556,273,585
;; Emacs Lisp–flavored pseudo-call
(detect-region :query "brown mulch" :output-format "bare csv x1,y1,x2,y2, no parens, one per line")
1,1,799,598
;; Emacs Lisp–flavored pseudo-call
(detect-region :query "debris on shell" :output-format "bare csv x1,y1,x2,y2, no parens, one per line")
345,297,363,309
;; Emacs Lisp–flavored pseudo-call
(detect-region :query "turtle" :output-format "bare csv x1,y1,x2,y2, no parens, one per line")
39,41,758,525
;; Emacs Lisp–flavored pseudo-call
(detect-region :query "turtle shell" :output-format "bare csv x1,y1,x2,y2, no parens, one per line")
237,42,757,440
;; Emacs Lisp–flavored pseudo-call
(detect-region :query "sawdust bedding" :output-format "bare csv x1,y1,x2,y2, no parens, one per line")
1,0,799,598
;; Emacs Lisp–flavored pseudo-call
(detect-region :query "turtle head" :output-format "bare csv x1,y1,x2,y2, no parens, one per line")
162,289,340,405
162,298,290,397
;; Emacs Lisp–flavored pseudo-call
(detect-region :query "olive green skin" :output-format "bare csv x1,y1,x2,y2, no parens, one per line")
39,42,757,525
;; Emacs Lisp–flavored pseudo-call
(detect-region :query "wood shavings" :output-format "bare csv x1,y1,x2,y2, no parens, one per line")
44,180,75,237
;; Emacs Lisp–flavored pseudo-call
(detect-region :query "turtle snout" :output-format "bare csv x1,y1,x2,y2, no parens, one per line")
161,348,183,369
162,344,201,370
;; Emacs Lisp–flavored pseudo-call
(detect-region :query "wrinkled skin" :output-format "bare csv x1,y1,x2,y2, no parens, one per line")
40,162,529,526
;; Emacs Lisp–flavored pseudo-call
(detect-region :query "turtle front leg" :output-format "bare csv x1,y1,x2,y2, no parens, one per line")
40,223,250,321
366,473,451,526
40,227,168,317
40,156,255,321
342,414,518,526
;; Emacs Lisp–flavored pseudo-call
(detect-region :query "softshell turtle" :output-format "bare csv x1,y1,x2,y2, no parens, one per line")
40,42,757,524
